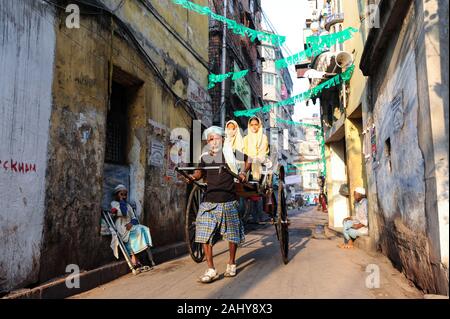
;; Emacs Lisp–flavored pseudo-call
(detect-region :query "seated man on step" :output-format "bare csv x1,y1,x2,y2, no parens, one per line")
110,184,153,271
338,187,369,249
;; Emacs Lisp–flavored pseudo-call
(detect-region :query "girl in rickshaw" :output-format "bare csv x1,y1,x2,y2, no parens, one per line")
225,120,244,153
225,119,245,175
243,116,269,181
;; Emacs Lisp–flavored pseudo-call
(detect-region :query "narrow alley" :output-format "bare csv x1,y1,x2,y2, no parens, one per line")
1,0,448,305
71,207,421,299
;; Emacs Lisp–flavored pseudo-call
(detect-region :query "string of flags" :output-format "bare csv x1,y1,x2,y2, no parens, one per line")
173,0,358,112
172,0,357,178
172,0,286,46
207,27,358,89
305,27,358,48
208,69,249,89
275,27,358,69
234,65,355,118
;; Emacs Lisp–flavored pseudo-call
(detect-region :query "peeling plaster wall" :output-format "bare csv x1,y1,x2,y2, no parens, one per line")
1,0,209,290
0,1,56,292
373,49,426,232
38,0,207,284
99,0,212,126
38,11,112,283
145,111,188,247
369,1,448,294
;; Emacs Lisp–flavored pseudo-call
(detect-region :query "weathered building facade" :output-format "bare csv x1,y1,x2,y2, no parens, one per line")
260,35,296,173
303,0,448,295
306,0,367,233
0,0,211,294
208,0,263,129
296,0,352,215
359,0,448,295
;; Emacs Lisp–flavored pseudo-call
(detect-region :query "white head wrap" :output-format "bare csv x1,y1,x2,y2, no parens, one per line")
243,116,269,180
225,120,244,153
355,187,366,196
113,184,127,194
203,126,225,140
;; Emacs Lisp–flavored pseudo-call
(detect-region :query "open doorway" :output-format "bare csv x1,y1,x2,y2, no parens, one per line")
327,138,350,229
102,81,131,210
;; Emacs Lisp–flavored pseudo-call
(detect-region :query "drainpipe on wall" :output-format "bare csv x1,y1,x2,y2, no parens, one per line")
220,0,228,127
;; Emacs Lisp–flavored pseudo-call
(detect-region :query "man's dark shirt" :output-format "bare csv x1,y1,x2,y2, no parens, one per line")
199,151,246,203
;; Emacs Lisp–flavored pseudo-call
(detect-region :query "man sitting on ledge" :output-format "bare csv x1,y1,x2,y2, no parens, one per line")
338,187,368,249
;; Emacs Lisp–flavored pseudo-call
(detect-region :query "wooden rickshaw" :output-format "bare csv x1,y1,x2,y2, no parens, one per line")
176,164,289,265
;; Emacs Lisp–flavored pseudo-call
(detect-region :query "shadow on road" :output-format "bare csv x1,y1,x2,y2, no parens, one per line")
205,208,314,299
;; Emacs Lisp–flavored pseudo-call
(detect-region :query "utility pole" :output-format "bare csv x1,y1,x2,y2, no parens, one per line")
219,0,228,127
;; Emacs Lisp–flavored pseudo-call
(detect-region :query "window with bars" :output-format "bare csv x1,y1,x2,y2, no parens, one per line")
105,82,128,164
264,73,275,85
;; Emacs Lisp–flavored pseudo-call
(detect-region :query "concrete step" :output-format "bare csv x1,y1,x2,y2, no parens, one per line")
326,226,375,251
3,241,188,299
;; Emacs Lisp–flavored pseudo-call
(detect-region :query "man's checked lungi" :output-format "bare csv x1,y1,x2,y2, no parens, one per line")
195,201,245,245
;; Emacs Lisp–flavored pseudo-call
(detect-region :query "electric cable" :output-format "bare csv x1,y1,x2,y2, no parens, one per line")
43,0,200,121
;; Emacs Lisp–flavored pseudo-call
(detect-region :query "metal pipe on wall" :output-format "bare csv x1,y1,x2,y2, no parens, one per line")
220,0,228,127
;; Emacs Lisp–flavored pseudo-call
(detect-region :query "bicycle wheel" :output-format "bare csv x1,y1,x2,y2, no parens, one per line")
277,166,289,264
185,185,205,263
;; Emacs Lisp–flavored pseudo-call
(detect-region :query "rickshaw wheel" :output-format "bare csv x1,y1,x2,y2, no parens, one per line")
277,166,289,264
185,185,205,263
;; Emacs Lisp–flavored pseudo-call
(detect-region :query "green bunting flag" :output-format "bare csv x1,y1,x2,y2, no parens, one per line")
209,27,358,88
275,118,321,130
172,0,286,46
306,27,358,49
208,69,249,89
275,27,358,69
275,45,324,69
234,65,355,118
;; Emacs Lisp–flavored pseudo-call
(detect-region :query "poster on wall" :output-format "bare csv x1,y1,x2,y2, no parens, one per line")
149,140,165,167
391,92,404,132
371,126,377,164
167,139,190,180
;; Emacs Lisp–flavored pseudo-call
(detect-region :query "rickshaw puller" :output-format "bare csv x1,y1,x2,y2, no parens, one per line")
187,126,251,283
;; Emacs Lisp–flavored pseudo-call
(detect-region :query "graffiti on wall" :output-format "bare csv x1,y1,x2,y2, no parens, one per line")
0,159,37,173
0,0,56,292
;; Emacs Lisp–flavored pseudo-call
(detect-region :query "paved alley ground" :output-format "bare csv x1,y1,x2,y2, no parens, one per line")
71,207,423,299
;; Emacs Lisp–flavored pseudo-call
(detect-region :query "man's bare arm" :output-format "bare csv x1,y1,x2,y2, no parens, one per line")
189,169,203,181
243,160,252,174
352,223,365,229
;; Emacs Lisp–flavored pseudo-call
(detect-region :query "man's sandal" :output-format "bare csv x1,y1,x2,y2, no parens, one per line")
224,264,237,277
139,265,152,272
199,268,219,283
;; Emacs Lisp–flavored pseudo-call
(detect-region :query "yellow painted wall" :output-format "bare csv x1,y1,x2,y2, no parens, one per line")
344,117,365,214
342,0,367,117
40,1,210,282
342,0,367,213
